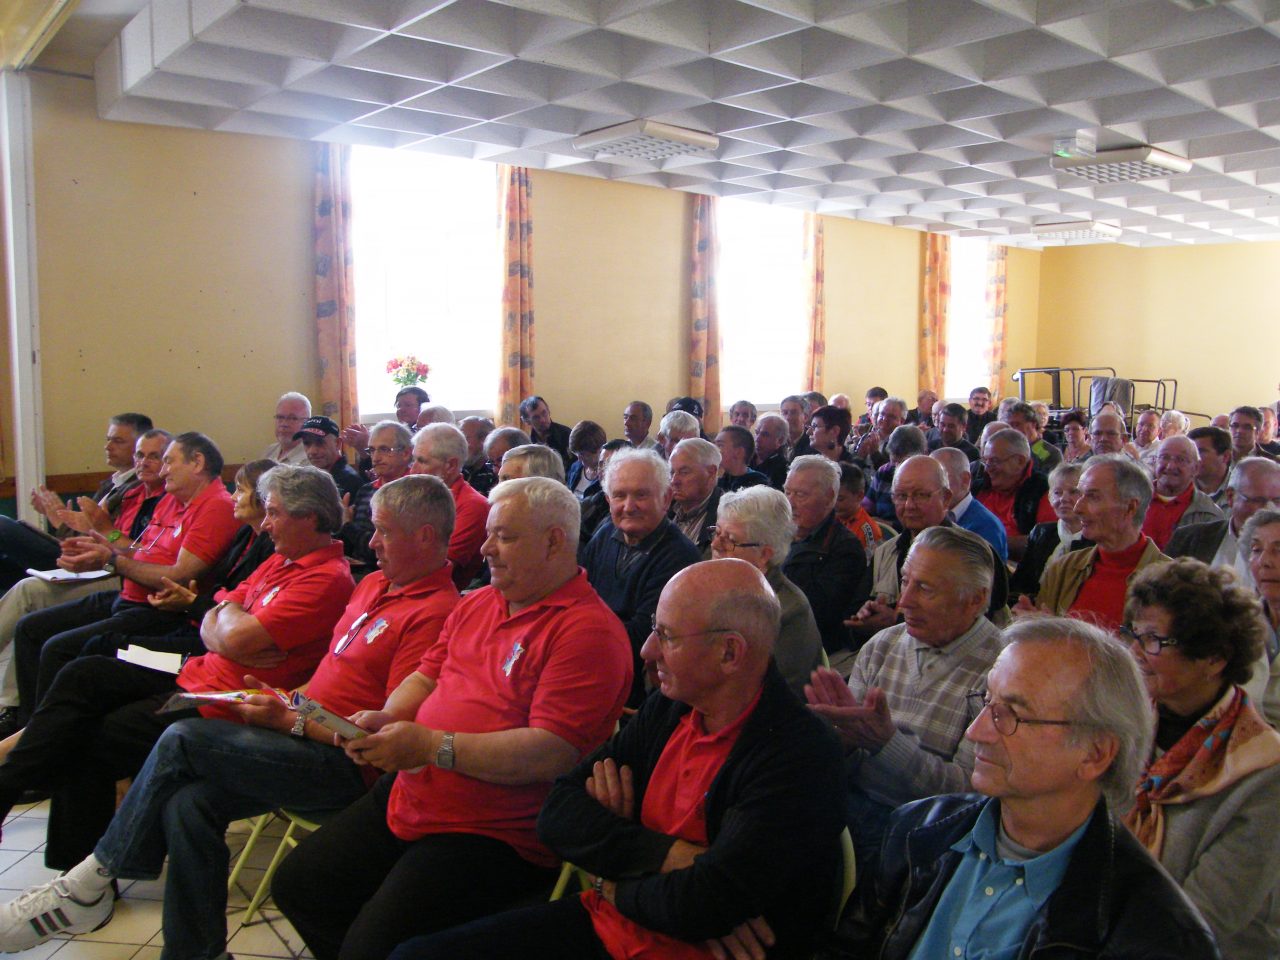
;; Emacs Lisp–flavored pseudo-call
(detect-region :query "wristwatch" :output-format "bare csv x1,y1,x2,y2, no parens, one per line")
102,557,117,576
435,731,456,770
290,714,307,738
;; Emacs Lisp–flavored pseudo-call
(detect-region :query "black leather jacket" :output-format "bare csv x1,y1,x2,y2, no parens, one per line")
822,794,1219,960
971,464,1049,535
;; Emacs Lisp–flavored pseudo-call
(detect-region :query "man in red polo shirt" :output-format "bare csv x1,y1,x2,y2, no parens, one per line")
1031,455,1168,630
272,476,633,960
0,463,355,871
972,427,1054,561
385,559,847,960
410,422,490,588
0,472,460,955
1141,435,1224,550
10,432,243,723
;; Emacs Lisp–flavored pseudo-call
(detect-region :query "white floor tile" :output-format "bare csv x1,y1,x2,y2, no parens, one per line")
226,916,297,959
1,819,50,853
0,852,59,889
75,898,162,946
0,935,68,960
130,947,162,960
41,942,138,960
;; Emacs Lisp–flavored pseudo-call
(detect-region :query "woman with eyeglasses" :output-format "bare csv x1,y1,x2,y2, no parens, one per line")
709,486,822,698
1120,558,1280,958
1242,508,1280,727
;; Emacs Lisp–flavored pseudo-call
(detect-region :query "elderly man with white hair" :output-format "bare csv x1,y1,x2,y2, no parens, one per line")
710,486,822,697
264,392,312,465
497,444,566,485
581,449,701,705
667,437,722,556
931,447,1008,563
783,455,868,655
972,428,1053,561
752,413,790,489
655,410,699,460
410,423,491,588
1140,435,1224,550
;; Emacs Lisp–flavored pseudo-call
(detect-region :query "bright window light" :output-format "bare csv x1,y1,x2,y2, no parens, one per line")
944,237,991,399
716,200,808,408
350,146,502,417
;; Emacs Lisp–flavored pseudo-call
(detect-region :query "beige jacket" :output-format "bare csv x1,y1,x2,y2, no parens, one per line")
1037,536,1168,615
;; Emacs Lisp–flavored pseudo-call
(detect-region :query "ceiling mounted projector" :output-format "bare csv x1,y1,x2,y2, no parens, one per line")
573,120,719,161
1032,221,1123,241
1052,146,1192,183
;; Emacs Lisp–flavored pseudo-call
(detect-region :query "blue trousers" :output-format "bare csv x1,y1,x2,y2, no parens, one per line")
93,717,368,960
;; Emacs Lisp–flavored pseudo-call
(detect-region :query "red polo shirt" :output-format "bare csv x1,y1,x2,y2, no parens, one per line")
975,464,1055,540
307,564,459,720
177,541,354,712
449,475,490,588
120,480,241,603
384,570,632,866
1069,535,1152,631
583,687,764,960
115,481,164,538
1141,484,1195,550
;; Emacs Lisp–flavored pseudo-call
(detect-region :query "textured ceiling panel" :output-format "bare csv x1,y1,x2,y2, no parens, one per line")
66,0,1280,245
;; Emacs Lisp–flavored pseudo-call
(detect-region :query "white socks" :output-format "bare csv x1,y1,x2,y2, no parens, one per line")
62,854,113,902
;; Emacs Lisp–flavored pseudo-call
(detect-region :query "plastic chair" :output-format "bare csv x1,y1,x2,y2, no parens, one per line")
235,809,332,923
226,812,276,897
833,827,856,928
548,861,592,901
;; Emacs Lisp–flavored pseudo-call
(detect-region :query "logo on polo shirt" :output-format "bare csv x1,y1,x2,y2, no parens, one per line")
501,640,525,677
260,585,282,607
364,618,389,644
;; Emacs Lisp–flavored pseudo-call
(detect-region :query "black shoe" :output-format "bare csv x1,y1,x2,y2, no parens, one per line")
0,708,20,740
17,788,49,805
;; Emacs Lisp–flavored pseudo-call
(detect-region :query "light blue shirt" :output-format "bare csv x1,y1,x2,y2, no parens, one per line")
952,494,1009,563
907,800,1088,960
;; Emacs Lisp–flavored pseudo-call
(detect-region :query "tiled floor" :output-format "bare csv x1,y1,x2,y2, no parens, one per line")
0,802,312,960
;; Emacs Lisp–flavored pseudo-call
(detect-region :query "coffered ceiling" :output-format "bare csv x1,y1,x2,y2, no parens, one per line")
40,0,1280,246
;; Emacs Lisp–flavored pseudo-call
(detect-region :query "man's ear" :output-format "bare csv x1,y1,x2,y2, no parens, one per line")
719,632,749,673
545,523,566,559
1077,731,1120,785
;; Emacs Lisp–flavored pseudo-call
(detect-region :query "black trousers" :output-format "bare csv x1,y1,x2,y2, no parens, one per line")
0,517,62,594
272,773,558,960
12,590,187,723
0,655,192,869
389,896,610,960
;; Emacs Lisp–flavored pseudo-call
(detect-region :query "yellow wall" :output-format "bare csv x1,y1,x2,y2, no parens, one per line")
30,72,315,473
1003,246,1041,403
1037,243,1280,419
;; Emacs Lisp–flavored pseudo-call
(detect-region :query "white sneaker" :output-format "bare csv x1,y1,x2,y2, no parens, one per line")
0,877,113,952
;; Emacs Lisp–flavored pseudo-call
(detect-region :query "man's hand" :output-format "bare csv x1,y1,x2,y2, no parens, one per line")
846,596,897,631
1011,594,1041,618
231,674,293,733
347,709,396,735
55,497,113,536
148,577,199,612
30,486,65,519
341,493,354,527
660,839,708,873
232,644,288,670
341,424,370,452
56,536,112,573
344,721,433,771
806,668,896,752
585,758,634,819
707,917,775,960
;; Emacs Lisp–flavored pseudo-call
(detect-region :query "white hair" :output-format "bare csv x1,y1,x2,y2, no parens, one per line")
413,423,467,464
502,444,566,483
672,437,721,469
418,404,456,425
490,476,580,545
660,410,699,439
786,454,840,503
717,487,795,569
277,392,311,415
603,448,671,501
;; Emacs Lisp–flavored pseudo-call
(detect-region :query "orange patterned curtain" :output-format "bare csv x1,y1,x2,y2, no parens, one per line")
918,232,950,397
498,166,535,427
313,143,358,427
985,243,1009,396
689,195,722,432
803,212,826,393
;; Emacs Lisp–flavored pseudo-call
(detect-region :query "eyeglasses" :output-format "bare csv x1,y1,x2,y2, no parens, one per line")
364,445,404,457
133,452,163,463
1090,430,1123,439
649,618,736,650
1155,455,1194,466
891,490,941,506
967,693,1076,736
274,415,304,423
1119,625,1182,656
708,526,761,551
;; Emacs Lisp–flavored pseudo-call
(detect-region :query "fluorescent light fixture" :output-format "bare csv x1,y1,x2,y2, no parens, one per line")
573,120,718,162
1,0,80,71
1032,220,1123,241
1052,146,1192,183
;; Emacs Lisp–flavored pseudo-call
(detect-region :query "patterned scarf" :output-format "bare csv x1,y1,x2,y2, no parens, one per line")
1126,685,1280,858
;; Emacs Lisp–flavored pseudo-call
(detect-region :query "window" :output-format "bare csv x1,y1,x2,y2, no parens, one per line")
943,237,991,399
715,200,808,406
349,146,502,416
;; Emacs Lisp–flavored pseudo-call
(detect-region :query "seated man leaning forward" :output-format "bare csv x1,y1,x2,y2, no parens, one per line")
809,525,1005,868
387,559,846,960
0,464,355,874
0,474,460,954
272,477,633,960
821,617,1218,960
582,448,701,705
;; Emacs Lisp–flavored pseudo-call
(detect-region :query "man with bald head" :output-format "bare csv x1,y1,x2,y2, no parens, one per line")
972,429,1053,561
1088,411,1128,458
931,447,1008,563
1140,435,1224,550
392,559,845,960
1168,456,1280,582
410,424,491,588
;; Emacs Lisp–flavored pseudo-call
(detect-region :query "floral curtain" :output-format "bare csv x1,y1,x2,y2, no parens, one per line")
803,212,826,393
497,166,535,427
918,232,950,397
985,243,1009,396
313,143,358,427
689,195,722,432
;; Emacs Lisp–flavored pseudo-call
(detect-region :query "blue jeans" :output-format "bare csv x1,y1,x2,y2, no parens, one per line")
93,717,367,960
